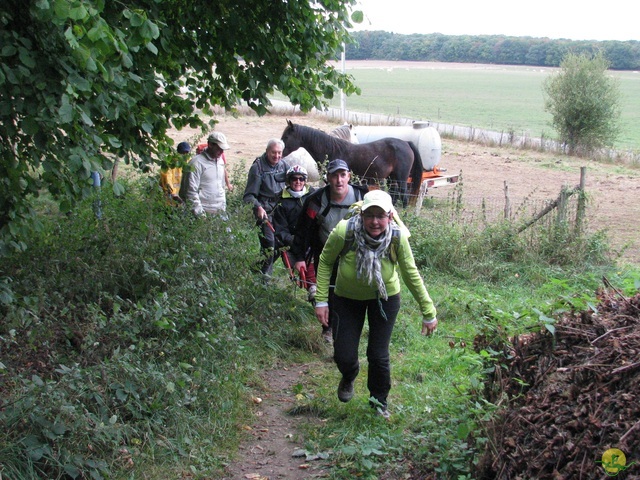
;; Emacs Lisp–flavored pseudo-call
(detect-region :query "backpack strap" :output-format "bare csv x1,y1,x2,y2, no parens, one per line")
252,157,263,177
339,217,358,258
318,188,352,218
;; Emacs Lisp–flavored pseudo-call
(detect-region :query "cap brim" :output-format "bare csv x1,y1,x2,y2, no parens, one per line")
362,201,393,212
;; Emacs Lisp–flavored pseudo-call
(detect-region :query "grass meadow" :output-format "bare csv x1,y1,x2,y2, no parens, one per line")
327,62,640,151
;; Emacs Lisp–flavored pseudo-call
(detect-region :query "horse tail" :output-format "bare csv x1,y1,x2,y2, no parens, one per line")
407,141,424,198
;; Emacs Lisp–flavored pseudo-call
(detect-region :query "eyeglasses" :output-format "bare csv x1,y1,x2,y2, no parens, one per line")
362,212,390,220
290,176,306,182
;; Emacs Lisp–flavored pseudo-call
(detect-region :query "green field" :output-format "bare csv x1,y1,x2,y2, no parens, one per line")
326,63,640,151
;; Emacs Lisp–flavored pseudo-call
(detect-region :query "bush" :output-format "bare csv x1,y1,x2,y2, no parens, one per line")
0,176,319,479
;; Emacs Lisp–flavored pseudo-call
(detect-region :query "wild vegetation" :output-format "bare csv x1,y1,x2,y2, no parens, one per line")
1,149,638,479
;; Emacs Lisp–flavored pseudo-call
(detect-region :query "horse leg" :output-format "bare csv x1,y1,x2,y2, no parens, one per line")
400,180,409,208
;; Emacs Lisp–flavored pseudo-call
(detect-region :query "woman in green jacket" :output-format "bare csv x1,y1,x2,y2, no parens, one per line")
314,190,438,418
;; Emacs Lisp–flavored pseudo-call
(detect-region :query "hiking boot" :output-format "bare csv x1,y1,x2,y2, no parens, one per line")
337,377,354,403
375,407,391,419
322,327,333,344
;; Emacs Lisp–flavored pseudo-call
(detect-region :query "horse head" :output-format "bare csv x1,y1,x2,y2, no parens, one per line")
281,120,303,157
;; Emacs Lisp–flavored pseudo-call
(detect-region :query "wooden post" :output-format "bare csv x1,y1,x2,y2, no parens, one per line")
557,186,569,226
415,178,428,214
504,181,511,220
575,167,587,234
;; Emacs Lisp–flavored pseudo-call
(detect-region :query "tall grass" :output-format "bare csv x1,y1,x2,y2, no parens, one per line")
1,136,639,478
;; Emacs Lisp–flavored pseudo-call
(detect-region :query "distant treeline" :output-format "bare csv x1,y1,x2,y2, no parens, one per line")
347,31,640,70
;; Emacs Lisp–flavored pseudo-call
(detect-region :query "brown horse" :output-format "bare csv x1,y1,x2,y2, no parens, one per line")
281,121,423,206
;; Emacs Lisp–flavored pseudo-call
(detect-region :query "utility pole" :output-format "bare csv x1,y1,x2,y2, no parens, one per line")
340,42,346,122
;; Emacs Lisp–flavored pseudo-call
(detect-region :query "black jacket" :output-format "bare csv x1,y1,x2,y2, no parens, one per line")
272,186,316,249
290,183,368,265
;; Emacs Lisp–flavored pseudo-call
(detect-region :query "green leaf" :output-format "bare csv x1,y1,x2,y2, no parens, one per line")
19,48,36,69
141,20,160,39
351,10,364,24
112,181,126,196
129,11,145,27
107,136,122,148
59,101,74,123
456,422,471,439
53,0,70,18
146,42,158,55
69,5,88,20
1,45,17,57
64,464,81,479
80,111,94,126
52,422,67,435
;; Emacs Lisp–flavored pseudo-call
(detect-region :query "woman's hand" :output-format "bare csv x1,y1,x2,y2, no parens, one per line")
421,318,438,336
315,305,329,327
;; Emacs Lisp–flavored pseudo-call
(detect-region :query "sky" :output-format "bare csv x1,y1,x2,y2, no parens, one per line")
351,0,640,42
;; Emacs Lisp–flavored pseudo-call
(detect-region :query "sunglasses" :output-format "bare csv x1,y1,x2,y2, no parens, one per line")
362,213,390,220
290,176,306,182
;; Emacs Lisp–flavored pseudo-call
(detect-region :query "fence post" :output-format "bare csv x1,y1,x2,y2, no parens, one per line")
557,185,569,226
575,167,587,234
415,179,428,214
504,181,511,220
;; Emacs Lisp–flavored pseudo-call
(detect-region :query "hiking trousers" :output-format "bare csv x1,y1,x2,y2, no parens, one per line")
258,217,277,276
332,293,401,408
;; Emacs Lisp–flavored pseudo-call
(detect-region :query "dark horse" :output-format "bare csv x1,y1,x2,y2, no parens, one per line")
281,121,423,206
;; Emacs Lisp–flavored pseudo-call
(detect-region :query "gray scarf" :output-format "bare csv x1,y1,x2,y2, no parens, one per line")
352,215,393,300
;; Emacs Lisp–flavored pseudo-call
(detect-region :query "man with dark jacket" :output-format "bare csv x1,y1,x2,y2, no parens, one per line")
243,138,290,277
291,159,368,343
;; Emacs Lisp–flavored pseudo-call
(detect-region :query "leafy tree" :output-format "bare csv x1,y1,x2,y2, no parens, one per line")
543,51,621,156
0,0,361,255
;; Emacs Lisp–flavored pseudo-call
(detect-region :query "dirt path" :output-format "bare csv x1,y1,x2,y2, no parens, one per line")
220,363,331,480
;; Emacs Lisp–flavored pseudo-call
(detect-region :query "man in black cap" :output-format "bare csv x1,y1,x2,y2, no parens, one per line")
291,159,368,343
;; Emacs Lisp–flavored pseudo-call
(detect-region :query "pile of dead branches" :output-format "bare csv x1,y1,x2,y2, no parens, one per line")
475,288,640,479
